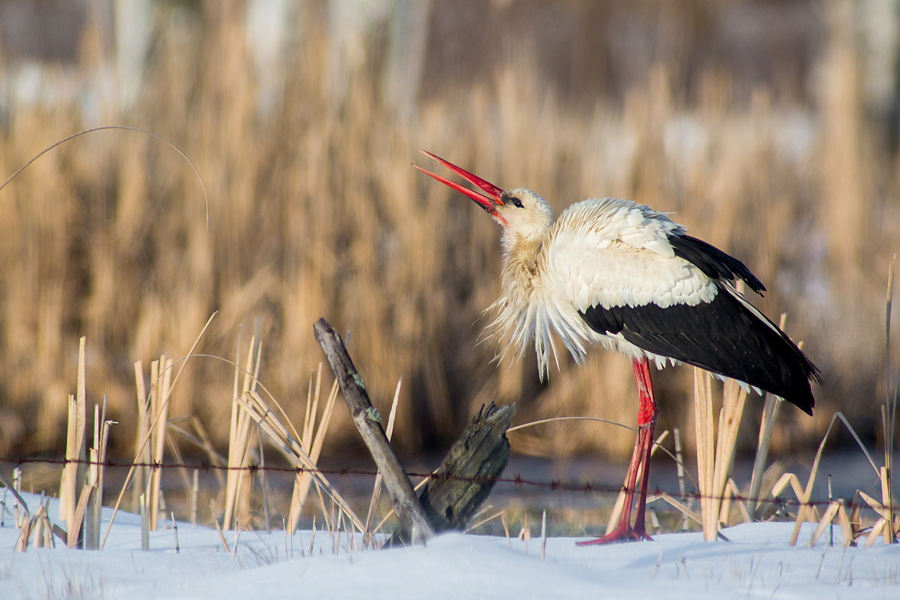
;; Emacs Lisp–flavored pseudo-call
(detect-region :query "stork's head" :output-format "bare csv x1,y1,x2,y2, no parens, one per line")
414,150,552,243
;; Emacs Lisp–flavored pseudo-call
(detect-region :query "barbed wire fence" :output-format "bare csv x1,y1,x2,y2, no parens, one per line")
0,456,843,509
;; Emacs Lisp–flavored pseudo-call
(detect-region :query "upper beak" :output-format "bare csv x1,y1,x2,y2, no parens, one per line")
413,150,505,217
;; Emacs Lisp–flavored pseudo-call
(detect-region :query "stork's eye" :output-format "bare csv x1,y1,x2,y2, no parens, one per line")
511,198,524,209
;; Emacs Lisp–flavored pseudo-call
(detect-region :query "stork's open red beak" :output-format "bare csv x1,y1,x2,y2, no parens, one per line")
414,150,506,218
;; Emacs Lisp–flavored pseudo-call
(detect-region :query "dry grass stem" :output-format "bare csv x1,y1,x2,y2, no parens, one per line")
60,337,87,545
882,254,897,543
364,378,402,546
653,492,702,527
807,500,852,547
693,368,716,540
691,366,748,540
236,389,364,533
507,416,635,434
785,413,865,546
746,313,791,521
288,367,340,532
132,361,150,513
150,357,173,531
101,312,217,550
465,509,505,533
224,337,261,530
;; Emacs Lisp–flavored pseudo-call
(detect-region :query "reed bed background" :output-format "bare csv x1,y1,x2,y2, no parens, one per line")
0,0,897,461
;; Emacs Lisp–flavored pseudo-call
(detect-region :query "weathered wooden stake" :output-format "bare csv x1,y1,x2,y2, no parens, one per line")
314,318,435,544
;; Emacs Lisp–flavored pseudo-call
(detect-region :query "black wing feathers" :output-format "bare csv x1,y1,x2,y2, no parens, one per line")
579,291,819,414
668,234,766,295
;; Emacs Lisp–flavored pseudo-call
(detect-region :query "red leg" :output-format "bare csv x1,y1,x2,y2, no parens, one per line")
579,357,658,545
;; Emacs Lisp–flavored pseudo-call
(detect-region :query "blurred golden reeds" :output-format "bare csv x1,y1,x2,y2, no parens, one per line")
0,1,896,461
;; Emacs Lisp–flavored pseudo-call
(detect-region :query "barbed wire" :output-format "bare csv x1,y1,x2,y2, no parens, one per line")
0,456,854,509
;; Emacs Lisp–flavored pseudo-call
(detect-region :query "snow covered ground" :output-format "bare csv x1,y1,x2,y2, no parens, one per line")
1,491,898,600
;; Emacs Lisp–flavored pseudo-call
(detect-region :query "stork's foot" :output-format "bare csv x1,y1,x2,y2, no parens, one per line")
577,523,652,545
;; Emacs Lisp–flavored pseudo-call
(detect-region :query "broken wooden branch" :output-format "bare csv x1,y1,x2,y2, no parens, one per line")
314,318,435,545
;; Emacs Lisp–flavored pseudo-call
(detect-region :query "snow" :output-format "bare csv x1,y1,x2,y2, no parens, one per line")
2,492,898,599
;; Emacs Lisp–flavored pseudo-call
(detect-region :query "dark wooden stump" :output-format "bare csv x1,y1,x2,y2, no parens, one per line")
392,401,515,545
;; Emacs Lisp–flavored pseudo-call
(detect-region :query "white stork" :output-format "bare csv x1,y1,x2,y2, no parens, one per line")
414,150,820,544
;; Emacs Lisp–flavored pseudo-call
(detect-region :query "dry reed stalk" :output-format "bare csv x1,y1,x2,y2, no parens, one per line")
99,406,112,518
163,428,196,508
132,361,151,514
673,427,688,530
541,509,548,560
31,508,46,549
101,313,217,550
15,502,60,552
465,509,505,533
303,365,323,453
84,397,110,549
881,462,895,544
140,494,149,551
693,368,716,540
165,416,227,487
363,378,402,546
712,379,748,519
747,394,782,519
68,483,94,549
149,356,173,531
858,490,900,545
14,512,34,552
655,492,702,527
287,369,340,532
287,368,322,529
865,520,887,547
14,517,33,552
0,470,29,524
223,337,261,530
60,394,78,524
189,417,228,486
771,472,806,507
772,410,900,545
236,389,364,533
691,365,748,540
60,337,87,547
807,500,852,547
191,470,199,527
225,332,243,511
747,314,788,521
787,413,853,546
257,424,271,533
718,478,748,526
147,359,161,520
314,484,333,538
240,335,265,525
882,254,896,544
13,469,23,527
